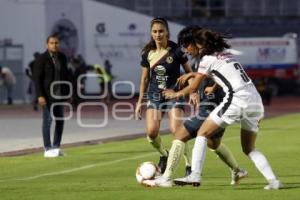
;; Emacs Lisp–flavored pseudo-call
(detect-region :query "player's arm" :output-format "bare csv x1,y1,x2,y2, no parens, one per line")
163,73,205,99
182,62,192,73
204,83,218,94
182,62,195,87
137,67,150,102
182,63,200,106
135,67,150,120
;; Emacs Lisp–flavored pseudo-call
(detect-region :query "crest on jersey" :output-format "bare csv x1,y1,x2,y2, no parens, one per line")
166,56,173,64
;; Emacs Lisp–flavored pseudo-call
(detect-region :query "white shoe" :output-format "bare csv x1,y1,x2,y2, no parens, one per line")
142,176,173,187
44,149,59,158
231,168,248,185
264,179,283,190
174,173,201,187
52,148,64,156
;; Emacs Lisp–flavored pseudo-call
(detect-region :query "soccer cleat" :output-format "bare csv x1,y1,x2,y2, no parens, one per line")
158,151,168,173
264,180,283,190
185,166,192,176
230,168,248,185
142,176,173,188
44,149,59,158
174,173,201,187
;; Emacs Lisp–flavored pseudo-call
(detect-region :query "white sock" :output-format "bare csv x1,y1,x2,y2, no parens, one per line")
248,150,276,181
191,136,207,178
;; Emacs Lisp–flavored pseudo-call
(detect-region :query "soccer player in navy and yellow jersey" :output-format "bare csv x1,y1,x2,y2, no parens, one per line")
135,18,192,174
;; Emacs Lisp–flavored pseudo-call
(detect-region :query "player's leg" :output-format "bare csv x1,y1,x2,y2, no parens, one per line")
143,125,192,187
164,125,192,178
168,107,192,174
174,117,221,186
240,89,282,189
145,108,168,172
208,135,248,185
241,128,283,189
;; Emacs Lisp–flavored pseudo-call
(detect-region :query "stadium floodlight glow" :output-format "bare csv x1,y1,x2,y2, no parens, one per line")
112,81,135,99
50,81,73,99
50,102,73,121
76,102,108,128
77,73,108,99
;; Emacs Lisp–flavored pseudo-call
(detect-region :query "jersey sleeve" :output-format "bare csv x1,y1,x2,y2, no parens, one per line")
175,47,188,64
197,55,214,75
140,51,150,68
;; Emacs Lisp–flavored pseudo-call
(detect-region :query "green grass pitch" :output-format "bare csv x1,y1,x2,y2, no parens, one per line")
0,113,299,200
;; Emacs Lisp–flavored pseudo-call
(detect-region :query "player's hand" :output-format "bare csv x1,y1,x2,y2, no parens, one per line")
189,92,200,107
204,86,215,95
135,102,142,120
162,89,177,99
177,73,195,87
38,96,47,106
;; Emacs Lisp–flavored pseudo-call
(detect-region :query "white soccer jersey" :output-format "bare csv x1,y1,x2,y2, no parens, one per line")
197,52,263,132
197,52,252,94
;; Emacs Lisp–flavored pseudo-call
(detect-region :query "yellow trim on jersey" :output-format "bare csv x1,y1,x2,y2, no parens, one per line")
148,48,169,69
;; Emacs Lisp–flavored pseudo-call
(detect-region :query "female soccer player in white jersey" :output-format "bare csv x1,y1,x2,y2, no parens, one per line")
163,28,283,190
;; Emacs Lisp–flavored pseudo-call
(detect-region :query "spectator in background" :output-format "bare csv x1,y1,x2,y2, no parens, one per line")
69,56,87,110
33,35,71,158
26,52,40,111
0,65,16,105
94,63,113,104
104,59,114,103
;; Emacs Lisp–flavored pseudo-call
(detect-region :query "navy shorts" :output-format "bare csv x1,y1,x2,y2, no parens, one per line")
146,92,185,111
184,106,225,138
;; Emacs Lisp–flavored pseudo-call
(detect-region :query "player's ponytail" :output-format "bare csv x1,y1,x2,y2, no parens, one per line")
193,29,231,55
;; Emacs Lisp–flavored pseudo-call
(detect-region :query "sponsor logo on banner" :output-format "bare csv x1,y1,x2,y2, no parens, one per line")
257,47,286,62
119,23,145,37
95,22,109,37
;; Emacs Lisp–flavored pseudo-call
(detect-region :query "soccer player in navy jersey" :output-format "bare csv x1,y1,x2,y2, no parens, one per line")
135,18,193,175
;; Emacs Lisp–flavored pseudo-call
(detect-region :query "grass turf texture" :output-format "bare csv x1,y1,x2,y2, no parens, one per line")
0,113,299,200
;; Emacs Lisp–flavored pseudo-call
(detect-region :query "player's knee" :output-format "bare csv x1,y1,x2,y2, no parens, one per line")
207,141,219,150
169,126,177,134
242,146,252,155
146,128,159,139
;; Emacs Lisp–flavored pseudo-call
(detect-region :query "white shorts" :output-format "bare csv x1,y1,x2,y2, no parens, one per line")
209,84,264,133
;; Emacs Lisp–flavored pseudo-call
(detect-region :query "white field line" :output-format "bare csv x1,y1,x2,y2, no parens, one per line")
0,152,155,182
0,132,269,183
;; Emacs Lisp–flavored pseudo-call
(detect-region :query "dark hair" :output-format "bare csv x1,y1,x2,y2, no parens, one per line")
46,34,59,43
177,25,202,48
142,17,170,53
0,65,2,73
193,28,231,56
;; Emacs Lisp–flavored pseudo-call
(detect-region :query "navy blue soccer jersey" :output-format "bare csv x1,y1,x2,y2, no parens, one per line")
140,41,188,93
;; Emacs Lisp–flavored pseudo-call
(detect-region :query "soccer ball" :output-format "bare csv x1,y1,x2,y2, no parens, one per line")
136,161,161,184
